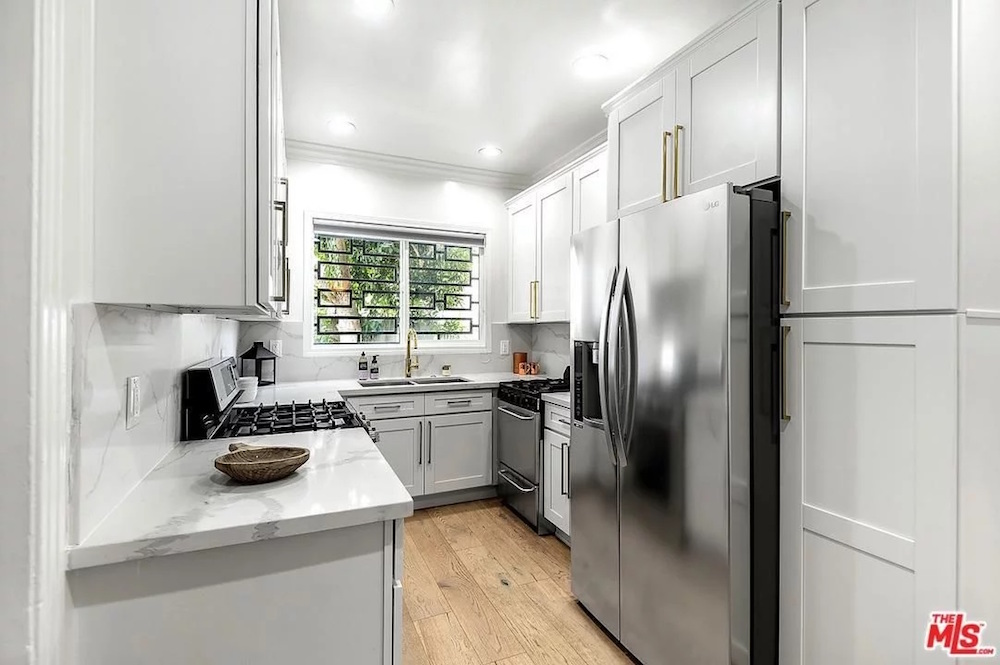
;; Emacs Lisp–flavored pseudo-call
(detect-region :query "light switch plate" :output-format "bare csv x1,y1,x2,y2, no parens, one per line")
499,340,510,356
125,376,141,430
270,339,283,357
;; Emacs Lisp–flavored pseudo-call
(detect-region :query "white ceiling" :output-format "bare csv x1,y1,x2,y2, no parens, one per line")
280,0,745,178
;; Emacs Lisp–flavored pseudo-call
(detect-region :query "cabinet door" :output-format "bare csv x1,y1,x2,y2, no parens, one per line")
779,316,957,665
781,0,955,314
607,73,676,218
536,174,572,322
507,195,537,322
424,412,492,495
371,417,424,497
572,149,608,233
675,0,779,196
543,429,570,535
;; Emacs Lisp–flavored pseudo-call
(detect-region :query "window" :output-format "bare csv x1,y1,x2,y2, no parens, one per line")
311,217,486,350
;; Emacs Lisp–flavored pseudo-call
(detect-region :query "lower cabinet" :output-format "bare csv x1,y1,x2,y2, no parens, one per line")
358,393,493,499
543,428,570,535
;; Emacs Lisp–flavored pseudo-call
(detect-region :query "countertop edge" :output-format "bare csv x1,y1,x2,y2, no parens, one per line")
67,496,414,571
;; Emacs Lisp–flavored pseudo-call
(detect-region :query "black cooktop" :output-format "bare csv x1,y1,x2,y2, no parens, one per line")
216,400,361,438
498,377,570,413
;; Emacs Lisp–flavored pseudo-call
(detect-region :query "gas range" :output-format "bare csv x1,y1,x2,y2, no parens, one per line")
497,377,570,413
220,400,360,438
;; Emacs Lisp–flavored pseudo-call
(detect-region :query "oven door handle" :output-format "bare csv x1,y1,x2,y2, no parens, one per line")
498,406,534,421
498,468,535,494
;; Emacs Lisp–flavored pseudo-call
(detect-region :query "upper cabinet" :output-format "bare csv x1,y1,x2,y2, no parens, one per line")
676,0,780,195
605,0,779,218
92,0,286,317
507,145,607,324
781,0,955,314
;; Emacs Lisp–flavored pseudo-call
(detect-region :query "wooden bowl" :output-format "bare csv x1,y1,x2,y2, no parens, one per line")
214,443,310,484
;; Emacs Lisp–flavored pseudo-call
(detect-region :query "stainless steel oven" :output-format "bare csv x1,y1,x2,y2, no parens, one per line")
496,394,553,534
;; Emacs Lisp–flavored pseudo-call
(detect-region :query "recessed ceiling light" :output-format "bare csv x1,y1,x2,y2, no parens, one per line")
572,53,610,79
354,0,394,20
327,118,357,136
478,146,502,158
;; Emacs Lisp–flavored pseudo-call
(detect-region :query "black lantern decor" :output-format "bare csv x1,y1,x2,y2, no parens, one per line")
240,342,277,386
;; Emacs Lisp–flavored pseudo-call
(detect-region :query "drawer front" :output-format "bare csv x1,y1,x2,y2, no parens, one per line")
348,393,425,420
544,403,572,436
424,389,493,415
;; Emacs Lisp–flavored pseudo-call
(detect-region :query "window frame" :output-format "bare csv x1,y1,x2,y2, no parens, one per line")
303,212,491,357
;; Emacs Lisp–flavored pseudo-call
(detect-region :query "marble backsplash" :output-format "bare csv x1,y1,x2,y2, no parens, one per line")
71,304,239,543
530,322,571,377
236,321,534,382
236,320,571,382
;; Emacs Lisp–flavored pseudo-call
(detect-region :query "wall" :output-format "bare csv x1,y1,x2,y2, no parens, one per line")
71,306,239,542
529,323,572,376
238,159,536,382
0,0,34,660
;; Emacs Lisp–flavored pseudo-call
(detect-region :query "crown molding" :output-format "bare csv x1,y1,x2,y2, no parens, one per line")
285,139,532,190
529,130,608,184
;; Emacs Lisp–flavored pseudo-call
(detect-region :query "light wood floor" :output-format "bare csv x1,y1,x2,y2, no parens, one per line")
402,499,633,665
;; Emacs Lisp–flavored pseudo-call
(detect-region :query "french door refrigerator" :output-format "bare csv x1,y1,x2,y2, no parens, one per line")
569,183,780,665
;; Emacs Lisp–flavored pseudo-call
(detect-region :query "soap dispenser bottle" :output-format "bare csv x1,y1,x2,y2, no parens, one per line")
358,352,369,380
370,355,379,379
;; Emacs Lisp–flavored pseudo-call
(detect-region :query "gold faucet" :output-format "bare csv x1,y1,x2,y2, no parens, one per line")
405,327,419,377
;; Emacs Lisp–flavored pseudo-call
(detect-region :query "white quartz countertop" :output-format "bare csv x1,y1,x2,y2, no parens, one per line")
542,391,571,408
67,429,413,570
243,372,554,405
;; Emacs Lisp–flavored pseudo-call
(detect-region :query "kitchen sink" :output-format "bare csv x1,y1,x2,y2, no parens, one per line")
357,378,415,387
408,377,471,384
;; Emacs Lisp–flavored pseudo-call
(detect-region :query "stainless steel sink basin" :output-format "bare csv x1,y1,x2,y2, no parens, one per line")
408,376,470,385
357,378,415,387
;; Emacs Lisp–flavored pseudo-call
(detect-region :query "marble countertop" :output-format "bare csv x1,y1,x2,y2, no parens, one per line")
67,429,413,570
542,391,571,408
242,372,555,405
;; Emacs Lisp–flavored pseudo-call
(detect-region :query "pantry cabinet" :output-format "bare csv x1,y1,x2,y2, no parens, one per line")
675,0,779,195
506,145,607,324
780,0,955,314
348,392,493,498
779,315,957,664
92,0,286,316
543,428,570,536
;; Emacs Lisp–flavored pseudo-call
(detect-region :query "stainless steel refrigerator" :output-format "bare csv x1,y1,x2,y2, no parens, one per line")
569,183,779,665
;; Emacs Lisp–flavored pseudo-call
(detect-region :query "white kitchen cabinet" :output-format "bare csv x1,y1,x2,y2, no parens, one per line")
92,0,285,316
543,427,570,536
507,194,537,323
779,316,957,665
371,417,424,497
572,151,608,233
781,0,955,314
347,391,493,498
535,174,572,322
675,0,779,196
505,145,606,323
607,74,677,218
424,411,493,495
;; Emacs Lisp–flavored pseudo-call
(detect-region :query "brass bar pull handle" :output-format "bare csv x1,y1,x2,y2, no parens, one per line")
661,131,672,202
530,281,539,319
781,211,791,308
673,124,683,198
781,326,791,422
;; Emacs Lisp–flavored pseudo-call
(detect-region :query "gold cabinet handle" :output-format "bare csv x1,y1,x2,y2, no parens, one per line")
531,281,539,319
673,124,683,198
781,325,791,422
781,211,791,308
661,130,672,202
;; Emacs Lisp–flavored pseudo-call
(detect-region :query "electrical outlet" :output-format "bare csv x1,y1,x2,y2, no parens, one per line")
499,339,510,356
125,376,141,430
270,339,283,357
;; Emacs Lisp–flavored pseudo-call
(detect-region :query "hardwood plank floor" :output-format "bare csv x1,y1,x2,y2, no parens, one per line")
402,499,631,665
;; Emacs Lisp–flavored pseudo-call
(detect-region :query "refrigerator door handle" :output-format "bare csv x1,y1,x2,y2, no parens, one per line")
617,269,638,463
597,266,621,467
606,267,628,468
